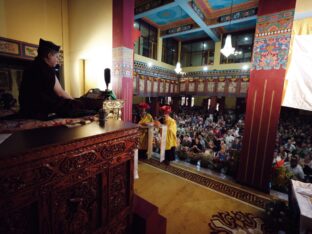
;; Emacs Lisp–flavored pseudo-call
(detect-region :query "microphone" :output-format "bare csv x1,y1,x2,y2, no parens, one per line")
104,68,110,90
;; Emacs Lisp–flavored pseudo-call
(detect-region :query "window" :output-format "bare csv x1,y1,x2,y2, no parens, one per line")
220,30,254,64
162,38,178,65
134,20,157,59
181,39,215,67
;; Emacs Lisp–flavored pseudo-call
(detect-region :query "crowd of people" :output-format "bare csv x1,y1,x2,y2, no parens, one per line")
174,106,243,176
272,109,312,191
136,103,312,192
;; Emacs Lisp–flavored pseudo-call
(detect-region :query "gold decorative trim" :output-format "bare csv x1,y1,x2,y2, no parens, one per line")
244,90,257,180
252,80,267,183
260,91,275,186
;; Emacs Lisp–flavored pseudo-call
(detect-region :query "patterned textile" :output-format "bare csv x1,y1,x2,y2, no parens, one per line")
209,211,264,234
0,115,97,133
252,10,294,71
141,159,272,209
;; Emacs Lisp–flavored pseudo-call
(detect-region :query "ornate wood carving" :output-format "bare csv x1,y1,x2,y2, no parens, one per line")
59,150,98,174
52,178,97,234
0,121,138,233
0,203,38,234
101,142,126,158
109,163,129,220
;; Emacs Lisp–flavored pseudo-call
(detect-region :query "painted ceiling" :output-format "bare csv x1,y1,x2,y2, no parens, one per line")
135,0,258,41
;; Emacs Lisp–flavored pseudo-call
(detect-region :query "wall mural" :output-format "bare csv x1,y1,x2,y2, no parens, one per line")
147,79,152,93
153,79,158,93
133,61,249,97
198,81,205,92
170,82,174,93
165,82,169,93
159,81,164,93
217,81,225,93
180,82,186,92
207,81,215,93
240,82,249,93
188,81,195,92
228,81,237,94
139,77,144,93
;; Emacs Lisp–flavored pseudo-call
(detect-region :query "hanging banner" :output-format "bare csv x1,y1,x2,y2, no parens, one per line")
282,35,312,111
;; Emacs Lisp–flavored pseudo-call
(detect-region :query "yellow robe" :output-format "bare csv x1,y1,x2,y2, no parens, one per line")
138,113,153,150
165,116,177,150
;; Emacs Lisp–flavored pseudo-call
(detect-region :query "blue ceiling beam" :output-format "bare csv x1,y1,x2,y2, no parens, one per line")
174,0,219,41
134,2,178,20
208,15,258,29
161,28,203,39
161,15,257,39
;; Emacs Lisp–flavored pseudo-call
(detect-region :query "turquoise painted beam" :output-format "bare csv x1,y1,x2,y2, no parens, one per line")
174,0,219,41
160,15,257,39
161,28,203,39
134,2,178,20
208,15,257,28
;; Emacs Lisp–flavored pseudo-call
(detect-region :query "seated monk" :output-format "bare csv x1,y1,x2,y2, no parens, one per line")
19,38,99,120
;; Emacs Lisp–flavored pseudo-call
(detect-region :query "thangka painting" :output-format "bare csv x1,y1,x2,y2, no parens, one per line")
180,82,186,92
159,81,164,93
174,83,179,93
153,80,158,93
0,40,20,56
133,75,137,92
217,82,225,93
240,82,249,93
228,81,237,93
198,81,204,92
139,77,144,93
147,79,152,93
207,81,215,93
165,82,169,93
188,81,195,92
170,83,174,93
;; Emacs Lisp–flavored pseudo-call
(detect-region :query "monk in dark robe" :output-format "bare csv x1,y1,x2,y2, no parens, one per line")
19,38,97,119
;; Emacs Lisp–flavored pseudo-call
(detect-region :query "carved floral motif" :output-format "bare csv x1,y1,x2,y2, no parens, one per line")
52,178,97,234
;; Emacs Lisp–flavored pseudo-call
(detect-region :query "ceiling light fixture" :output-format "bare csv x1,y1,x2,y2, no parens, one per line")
175,61,182,74
220,0,235,58
242,64,249,70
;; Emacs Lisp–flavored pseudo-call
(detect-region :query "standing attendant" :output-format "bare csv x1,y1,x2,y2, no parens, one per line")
160,105,177,165
138,102,153,159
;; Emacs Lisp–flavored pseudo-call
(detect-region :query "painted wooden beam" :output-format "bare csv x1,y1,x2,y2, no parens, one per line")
161,28,203,39
208,15,258,28
134,2,178,20
174,0,219,41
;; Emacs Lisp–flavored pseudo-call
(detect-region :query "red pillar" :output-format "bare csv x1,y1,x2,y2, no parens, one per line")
112,0,134,122
237,0,296,192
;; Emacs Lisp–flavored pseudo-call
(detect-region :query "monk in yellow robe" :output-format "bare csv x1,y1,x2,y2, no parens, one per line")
160,105,177,165
138,102,153,159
